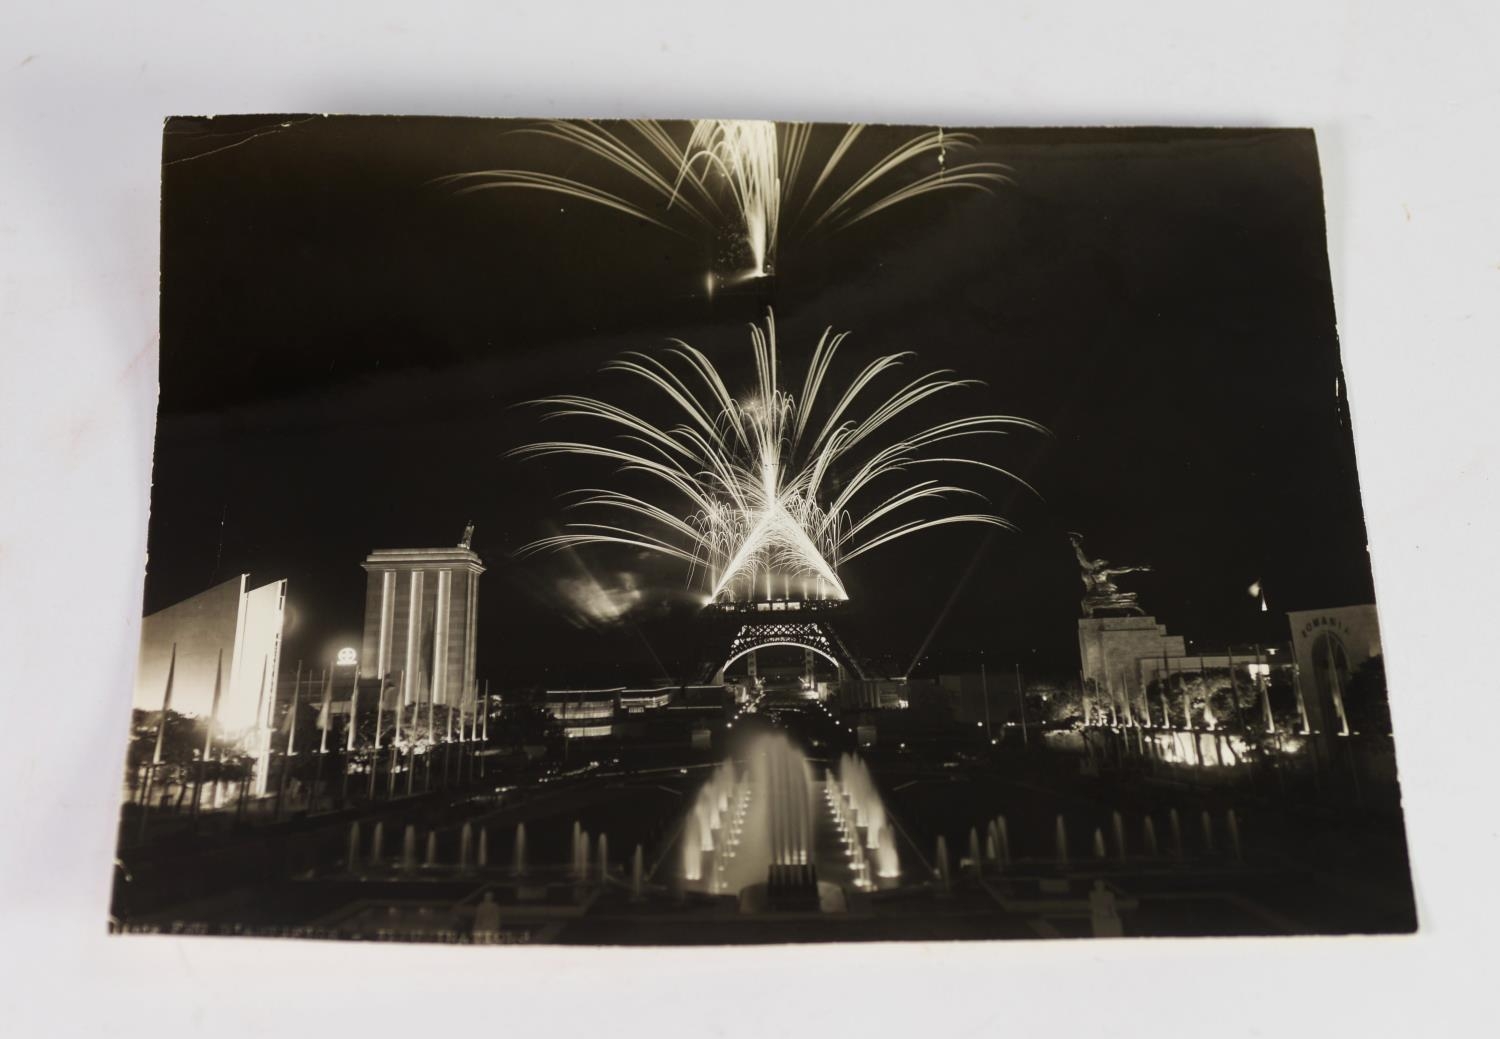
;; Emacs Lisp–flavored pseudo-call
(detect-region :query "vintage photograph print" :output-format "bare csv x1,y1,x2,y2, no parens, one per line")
112,116,1415,943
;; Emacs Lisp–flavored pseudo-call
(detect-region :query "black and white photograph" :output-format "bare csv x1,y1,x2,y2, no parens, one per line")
109,115,1416,945
12,4,1500,1037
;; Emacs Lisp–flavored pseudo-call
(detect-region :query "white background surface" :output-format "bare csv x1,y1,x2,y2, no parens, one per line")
1,2,1496,1035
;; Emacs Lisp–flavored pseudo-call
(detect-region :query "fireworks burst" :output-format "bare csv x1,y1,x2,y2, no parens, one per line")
512,312,1047,604
437,119,1011,280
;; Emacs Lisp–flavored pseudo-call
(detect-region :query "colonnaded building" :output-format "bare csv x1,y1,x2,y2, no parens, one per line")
359,543,484,709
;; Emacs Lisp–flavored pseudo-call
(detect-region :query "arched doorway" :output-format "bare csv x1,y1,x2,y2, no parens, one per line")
1310,631,1352,735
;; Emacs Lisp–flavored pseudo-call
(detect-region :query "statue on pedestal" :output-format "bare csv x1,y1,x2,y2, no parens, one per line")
459,521,475,550
1069,532,1151,617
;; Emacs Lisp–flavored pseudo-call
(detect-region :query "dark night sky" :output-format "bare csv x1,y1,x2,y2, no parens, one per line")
147,116,1371,685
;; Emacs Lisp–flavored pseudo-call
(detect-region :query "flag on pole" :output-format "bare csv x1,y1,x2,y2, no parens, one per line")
426,669,436,742
250,655,270,797
284,664,302,755
1249,580,1268,613
191,647,224,817
138,642,178,834
374,672,388,750
151,644,177,766
392,669,403,743
347,671,362,752
203,647,224,758
318,667,333,752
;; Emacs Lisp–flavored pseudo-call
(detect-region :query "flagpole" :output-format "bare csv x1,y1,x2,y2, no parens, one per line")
191,647,224,819
1254,644,1274,731
463,681,472,782
427,669,437,792
275,661,302,821
392,667,407,801
1014,663,1029,748
979,652,992,744
343,669,360,806
318,667,332,753
419,668,430,793
480,679,489,779
441,688,451,789
138,643,176,843
313,667,332,812
457,682,468,784
387,669,402,800
240,656,268,821
1328,638,1352,737
371,670,390,801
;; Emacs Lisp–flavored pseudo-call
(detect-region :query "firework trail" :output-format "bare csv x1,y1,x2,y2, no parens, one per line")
437,119,1011,280
511,312,1047,604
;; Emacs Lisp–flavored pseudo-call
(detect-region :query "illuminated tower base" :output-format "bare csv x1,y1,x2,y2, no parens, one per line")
703,600,866,684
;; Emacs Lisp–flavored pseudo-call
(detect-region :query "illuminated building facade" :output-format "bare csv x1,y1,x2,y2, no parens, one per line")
545,688,621,739
133,573,288,796
134,573,288,734
1287,604,1382,735
545,685,728,739
359,545,483,708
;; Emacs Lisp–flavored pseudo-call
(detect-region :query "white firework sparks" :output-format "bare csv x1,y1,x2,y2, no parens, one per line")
438,119,1011,279
512,312,1047,604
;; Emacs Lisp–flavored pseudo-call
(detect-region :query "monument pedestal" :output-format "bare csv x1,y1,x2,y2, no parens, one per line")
1078,615,1185,725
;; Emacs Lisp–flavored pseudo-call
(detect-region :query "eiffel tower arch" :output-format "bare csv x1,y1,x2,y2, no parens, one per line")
701,601,867,685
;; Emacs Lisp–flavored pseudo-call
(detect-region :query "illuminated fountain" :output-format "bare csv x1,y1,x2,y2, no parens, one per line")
681,813,704,882
681,732,904,899
830,752,899,882
459,822,474,872
401,824,417,873
679,757,743,889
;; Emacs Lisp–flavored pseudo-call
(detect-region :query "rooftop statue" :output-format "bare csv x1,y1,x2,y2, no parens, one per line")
1069,532,1151,617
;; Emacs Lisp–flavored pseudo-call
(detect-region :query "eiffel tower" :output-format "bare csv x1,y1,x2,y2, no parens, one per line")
699,599,867,684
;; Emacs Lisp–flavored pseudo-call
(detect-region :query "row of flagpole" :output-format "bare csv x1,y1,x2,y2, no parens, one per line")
133,645,494,844
1080,643,1307,736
